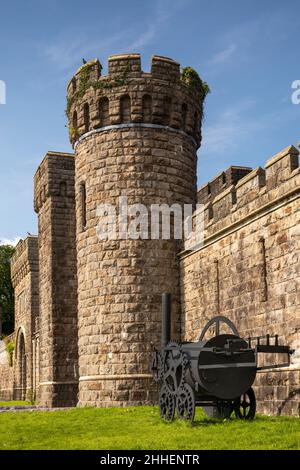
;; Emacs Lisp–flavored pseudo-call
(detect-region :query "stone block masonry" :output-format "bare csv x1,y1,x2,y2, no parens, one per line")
180,145,300,416
0,339,14,401
0,53,298,416
66,54,205,406
34,152,78,407
11,236,39,401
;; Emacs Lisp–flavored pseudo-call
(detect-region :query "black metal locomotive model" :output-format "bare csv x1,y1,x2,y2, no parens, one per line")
152,294,294,422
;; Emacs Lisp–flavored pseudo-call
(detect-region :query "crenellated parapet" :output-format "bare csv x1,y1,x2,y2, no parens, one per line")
66,54,207,148
186,144,300,251
34,151,75,213
197,166,253,206
11,236,38,288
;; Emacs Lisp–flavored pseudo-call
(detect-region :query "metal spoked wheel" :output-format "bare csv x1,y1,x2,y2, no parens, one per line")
159,385,176,422
152,351,164,384
216,401,234,419
199,315,239,341
176,383,195,422
234,387,256,420
163,342,187,395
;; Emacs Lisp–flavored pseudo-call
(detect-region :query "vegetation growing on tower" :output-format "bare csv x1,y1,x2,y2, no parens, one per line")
66,60,131,116
180,66,210,100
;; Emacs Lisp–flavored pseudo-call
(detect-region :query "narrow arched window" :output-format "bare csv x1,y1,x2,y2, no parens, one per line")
99,97,110,127
163,96,172,126
83,103,90,133
193,111,199,135
181,104,187,131
72,110,78,129
80,182,87,230
120,95,131,123
142,94,152,123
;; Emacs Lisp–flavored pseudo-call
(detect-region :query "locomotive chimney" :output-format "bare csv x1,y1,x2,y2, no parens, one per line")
162,293,171,347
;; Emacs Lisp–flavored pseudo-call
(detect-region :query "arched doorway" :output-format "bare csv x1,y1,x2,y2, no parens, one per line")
15,329,27,400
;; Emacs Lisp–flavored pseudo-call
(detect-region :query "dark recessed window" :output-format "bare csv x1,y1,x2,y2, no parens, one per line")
72,110,78,129
163,96,172,126
99,97,110,127
120,95,131,123
83,103,90,133
80,182,87,230
181,104,187,131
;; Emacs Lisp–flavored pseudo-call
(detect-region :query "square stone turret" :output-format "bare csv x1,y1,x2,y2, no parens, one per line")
34,151,78,407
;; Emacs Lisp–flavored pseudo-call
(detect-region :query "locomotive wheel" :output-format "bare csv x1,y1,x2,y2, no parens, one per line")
216,401,234,419
176,383,195,422
152,351,164,384
234,387,256,420
159,385,176,422
163,342,187,395
199,315,239,341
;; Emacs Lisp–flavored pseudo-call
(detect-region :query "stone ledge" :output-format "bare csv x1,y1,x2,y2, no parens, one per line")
235,167,265,189
212,185,236,204
79,374,153,382
74,122,197,149
265,144,299,169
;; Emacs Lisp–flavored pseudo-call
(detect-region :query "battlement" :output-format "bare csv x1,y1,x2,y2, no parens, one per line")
11,236,38,288
185,143,300,251
108,54,142,78
197,166,253,205
34,151,75,213
66,54,207,147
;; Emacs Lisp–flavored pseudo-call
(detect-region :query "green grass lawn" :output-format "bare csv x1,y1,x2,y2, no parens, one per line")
0,405,299,450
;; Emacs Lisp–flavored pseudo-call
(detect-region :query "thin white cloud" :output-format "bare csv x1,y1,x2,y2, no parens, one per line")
209,43,237,66
125,26,157,52
126,0,187,51
42,30,131,71
201,99,295,157
0,237,21,246
41,0,189,70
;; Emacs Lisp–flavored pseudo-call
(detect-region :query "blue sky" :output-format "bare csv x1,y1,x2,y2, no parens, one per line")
0,0,300,243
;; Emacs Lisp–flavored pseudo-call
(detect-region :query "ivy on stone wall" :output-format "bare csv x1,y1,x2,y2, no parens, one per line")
0,245,15,336
4,338,14,367
66,60,131,116
180,67,210,100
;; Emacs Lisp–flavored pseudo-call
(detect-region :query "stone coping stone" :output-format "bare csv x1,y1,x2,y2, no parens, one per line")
0,406,75,413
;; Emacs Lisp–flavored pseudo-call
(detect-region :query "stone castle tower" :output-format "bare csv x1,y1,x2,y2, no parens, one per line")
66,54,205,406
1,53,298,416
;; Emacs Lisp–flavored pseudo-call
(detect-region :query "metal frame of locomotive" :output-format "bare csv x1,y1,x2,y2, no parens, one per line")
152,294,294,422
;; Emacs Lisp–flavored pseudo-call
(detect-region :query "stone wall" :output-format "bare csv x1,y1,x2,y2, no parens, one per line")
180,144,300,416
0,338,14,400
34,152,78,407
11,236,39,400
66,54,204,407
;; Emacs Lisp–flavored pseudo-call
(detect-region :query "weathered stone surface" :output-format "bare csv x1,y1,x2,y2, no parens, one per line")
180,147,300,416
33,152,78,407
11,236,39,401
68,55,202,406
0,54,298,416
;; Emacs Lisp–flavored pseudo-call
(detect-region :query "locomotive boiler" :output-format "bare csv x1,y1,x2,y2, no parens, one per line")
152,294,294,422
